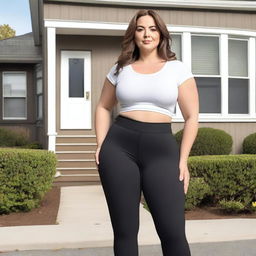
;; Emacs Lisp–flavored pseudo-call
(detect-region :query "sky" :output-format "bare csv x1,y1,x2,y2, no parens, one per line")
0,0,32,36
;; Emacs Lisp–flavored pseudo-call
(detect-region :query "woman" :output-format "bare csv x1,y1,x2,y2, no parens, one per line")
95,9,199,256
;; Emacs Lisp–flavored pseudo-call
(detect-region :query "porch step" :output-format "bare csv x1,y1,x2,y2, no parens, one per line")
56,143,97,151
56,151,95,159
57,159,97,168
54,135,100,186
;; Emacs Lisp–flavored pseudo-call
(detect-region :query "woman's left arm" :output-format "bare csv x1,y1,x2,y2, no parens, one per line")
177,77,199,194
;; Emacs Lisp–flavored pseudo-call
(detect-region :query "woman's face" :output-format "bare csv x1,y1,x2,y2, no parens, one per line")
134,15,161,53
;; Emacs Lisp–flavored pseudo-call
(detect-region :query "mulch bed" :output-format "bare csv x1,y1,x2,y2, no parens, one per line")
140,197,256,220
0,186,60,227
185,205,256,220
0,186,255,227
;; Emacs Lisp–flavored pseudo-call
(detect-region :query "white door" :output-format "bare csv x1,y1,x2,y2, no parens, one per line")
60,51,91,129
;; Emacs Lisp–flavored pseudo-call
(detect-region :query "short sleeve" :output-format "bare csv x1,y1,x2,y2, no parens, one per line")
177,61,194,87
106,63,118,86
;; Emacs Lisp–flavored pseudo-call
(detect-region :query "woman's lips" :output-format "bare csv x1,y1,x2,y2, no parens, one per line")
143,41,151,44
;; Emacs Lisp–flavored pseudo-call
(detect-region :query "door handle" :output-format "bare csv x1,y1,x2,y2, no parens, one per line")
85,91,90,100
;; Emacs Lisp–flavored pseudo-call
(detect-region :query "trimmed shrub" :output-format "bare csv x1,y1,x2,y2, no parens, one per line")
175,127,233,156
218,199,245,214
0,148,57,214
188,154,256,211
185,177,211,210
19,142,43,149
141,154,256,214
243,133,256,154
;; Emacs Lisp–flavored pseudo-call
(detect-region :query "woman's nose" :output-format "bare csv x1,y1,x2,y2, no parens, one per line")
144,29,150,37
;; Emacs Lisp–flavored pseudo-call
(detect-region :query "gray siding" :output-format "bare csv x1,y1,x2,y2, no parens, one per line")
44,3,256,31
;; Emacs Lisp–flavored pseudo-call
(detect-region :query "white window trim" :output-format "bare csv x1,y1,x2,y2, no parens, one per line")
248,37,256,117
220,34,228,116
2,71,27,120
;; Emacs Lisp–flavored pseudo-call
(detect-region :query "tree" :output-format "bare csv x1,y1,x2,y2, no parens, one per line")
0,24,15,40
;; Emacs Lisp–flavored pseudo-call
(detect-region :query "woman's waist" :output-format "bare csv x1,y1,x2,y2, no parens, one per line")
114,113,172,133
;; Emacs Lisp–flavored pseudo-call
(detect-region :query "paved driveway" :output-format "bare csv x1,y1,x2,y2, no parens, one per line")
0,240,255,256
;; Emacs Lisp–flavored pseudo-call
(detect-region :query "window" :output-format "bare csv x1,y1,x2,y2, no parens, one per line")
228,38,249,114
2,72,27,119
168,28,255,121
36,64,43,120
191,35,221,113
168,26,256,122
69,58,84,97
171,33,182,60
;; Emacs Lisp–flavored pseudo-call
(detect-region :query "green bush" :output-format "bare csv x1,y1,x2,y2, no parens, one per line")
218,199,245,214
248,201,256,213
142,154,256,214
188,154,256,212
142,177,211,212
19,142,43,149
0,148,57,214
175,127,233,156
243,133,256,154
0,127,28,147
0,127,42,149
185,177,212,210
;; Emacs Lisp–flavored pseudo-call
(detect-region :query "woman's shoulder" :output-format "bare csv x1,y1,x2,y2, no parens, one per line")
167,59,191,70
167,59,182,65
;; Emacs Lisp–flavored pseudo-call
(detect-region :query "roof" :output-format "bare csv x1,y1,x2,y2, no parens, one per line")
0,32,42,63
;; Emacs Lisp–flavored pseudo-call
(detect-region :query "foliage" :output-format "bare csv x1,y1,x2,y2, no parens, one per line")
0,127,42,149
188,154,256,212
185,177,211,210
218,199,245,214
0,24,15,40
0,148,57,214
243,133,256,154
175,127,233,156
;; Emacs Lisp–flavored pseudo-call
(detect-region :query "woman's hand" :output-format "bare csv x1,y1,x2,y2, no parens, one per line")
95,146,101,165
179,161,190,195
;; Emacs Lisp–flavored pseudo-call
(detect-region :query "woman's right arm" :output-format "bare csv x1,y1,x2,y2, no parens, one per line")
94,77,118,164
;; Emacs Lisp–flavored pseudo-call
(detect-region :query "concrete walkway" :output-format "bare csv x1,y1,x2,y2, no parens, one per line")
0,185,255,255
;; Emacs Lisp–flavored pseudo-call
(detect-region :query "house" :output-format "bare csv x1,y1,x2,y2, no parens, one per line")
0,0,255,186
0,33,43,147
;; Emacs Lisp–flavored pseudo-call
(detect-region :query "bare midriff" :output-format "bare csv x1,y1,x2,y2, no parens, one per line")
119,110,172,123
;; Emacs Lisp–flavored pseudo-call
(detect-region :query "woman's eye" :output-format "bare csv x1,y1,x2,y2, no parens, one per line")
136,28,157,32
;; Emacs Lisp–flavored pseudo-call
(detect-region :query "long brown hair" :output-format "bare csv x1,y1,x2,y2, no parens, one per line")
113,9,177,76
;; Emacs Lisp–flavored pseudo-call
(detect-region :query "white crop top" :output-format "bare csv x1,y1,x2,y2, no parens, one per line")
106,60,194,118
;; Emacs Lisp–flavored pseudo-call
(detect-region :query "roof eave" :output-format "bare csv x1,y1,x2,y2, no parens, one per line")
29,0,43,46
0,58,43,64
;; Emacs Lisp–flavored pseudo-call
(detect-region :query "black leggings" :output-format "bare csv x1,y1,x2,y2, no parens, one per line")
98,114,191,256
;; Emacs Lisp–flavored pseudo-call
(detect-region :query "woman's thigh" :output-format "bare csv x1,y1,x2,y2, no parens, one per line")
97,124,142,234
139,132,186,234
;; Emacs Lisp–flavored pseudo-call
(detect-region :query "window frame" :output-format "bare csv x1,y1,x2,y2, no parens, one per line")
2,71,27,120
169,28,256,122
35,64,43,120
228,37,249,114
